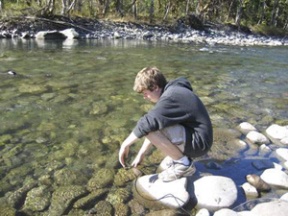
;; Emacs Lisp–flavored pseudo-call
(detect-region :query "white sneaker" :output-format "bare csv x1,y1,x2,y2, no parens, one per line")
158,160,196,182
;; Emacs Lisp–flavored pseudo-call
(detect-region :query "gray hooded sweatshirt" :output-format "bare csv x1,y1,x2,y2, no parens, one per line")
132,77,213,157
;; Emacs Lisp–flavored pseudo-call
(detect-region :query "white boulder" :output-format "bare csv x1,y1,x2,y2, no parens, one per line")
237,211,257,216
133,174,189,209
246,131,270,144
194,176,237,211
195,208,210,216
280,192,288,201
213,208,238,216
241,182,258,198
60,28,79,39
238,122,257,135
266,124,288,140
260,168,288,189
275,148,288,161
250,200,288,216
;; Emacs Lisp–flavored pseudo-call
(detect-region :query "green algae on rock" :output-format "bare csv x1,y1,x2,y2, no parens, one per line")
48,185,88,215
87,168,115,190
73,188,108,209
22,186,52,212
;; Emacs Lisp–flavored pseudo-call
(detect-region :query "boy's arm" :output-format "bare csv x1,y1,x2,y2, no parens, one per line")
131,138,152,167
119,132,139,167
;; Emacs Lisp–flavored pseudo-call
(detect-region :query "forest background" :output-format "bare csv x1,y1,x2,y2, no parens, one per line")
0,0,288,37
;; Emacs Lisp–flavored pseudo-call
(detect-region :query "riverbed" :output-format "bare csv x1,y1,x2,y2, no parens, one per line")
0,38,287,214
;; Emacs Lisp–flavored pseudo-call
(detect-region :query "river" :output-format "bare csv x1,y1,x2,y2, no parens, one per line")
0,38,287,214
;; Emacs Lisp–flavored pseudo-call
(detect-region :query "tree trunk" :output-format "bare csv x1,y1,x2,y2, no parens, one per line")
196,0,202,16
226,0,235,22
284,14,288,29
149,0,154,23
61,0,67,15
67,0,77,15
270,0,280,26
186,0,190,15
115,0,124,17
235,0,243,27
257,0,266,24
48,0,55,14
0,0,4,11
163,0,170,20
131,0,137,19
103,0,110,16
37,0,42,7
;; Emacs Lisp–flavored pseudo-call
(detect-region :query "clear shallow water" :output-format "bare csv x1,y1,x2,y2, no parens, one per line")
0,39,288,213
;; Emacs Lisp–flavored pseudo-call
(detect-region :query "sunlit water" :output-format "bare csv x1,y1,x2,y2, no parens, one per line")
0,38,288,213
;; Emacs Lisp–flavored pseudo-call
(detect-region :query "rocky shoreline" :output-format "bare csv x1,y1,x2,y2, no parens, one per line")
0,15,288,46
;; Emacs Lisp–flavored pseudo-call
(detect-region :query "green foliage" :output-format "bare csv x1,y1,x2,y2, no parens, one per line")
0,0,288,33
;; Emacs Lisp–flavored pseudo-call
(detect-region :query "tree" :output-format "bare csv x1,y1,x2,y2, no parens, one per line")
149,0,154,23
270,0,280,26
115,0,124,17
235,0,243,26
0,0,4,12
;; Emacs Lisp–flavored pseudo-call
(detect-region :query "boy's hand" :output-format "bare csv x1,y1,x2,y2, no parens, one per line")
119,145,129,167
131,153,144,167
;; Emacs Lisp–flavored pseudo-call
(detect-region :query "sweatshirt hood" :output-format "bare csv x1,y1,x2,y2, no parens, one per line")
164,77,193,92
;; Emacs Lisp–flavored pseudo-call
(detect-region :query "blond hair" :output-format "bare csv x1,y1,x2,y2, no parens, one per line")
133,67,167,93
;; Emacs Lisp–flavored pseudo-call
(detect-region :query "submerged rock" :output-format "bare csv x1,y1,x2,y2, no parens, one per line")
6,179,37,208
114,202,130,216
0,202,16,216
106,187,131,206
113,168,137,187
73,189,108,209
54,168,88,186
87,168,115,190
22,185,51,212
48,185,87,215
94,200,114,215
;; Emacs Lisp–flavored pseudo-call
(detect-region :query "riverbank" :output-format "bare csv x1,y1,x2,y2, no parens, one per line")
0,15,288,46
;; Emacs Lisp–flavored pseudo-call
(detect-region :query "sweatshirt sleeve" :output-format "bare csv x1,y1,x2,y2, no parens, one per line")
132,90,185,138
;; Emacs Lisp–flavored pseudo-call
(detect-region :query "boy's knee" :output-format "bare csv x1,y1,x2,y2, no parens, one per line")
161,125,186,152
